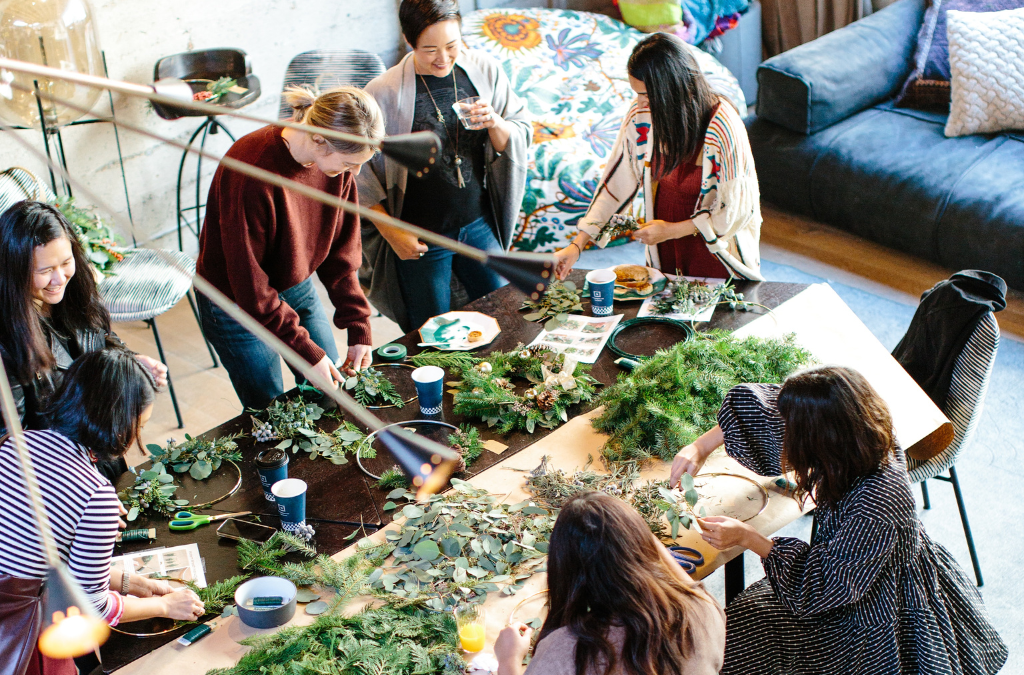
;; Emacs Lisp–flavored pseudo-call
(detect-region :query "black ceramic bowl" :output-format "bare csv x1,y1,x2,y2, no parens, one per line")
234,576,297,629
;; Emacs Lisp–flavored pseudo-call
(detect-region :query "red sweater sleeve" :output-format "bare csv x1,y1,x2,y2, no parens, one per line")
217,169,326,365
318,176,372,346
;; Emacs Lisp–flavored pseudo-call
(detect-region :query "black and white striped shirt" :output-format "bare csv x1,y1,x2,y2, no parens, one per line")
0,430,123,623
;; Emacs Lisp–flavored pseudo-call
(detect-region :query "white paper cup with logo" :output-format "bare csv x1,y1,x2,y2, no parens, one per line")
412,365,445,415
271,478,308,534
452,96,487,130
586,269,616,316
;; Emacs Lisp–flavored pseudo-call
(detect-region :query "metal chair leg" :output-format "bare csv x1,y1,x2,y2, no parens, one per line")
920,479,931,509
187,289,219,368
809,509,818,543
147,318,184,428
725,552,745,605
949,466,983,587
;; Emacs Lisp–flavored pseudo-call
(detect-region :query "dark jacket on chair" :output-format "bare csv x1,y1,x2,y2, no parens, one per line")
892,270,1006,410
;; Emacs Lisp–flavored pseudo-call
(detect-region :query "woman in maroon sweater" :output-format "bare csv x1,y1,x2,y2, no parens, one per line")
196,86,384,410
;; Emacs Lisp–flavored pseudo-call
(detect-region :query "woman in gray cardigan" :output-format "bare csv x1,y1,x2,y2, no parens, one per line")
357,0,532,332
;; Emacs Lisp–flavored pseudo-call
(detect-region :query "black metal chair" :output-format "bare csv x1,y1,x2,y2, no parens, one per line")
277,49,386,119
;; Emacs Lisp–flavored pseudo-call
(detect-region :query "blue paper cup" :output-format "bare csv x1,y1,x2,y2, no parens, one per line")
271,478,307,534
255,449,288,502
586,269,616,316
412,365,445,415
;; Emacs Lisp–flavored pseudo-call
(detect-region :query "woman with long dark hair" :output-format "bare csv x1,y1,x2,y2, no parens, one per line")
357,0,532,332
0,349,203,675
668,366,1007,674
0,201,166,477
494,493,725,675
554,32,762,281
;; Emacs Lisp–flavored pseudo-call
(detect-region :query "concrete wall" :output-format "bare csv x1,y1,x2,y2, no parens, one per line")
0,0,612,251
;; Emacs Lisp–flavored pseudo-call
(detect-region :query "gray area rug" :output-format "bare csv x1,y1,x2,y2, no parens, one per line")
581,242,1022,668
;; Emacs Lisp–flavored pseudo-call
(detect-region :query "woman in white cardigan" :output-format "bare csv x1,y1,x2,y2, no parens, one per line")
554,33,763,281
357,0,532,331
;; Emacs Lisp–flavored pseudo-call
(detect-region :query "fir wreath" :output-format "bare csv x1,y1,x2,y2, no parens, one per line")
448,345,599,434
593,331,812,463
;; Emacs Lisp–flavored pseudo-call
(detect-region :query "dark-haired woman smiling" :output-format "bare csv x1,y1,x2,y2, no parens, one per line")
669,366,1007,675
554,32,762,281
0,201,167,480
0,349,203,674
495,493,725,675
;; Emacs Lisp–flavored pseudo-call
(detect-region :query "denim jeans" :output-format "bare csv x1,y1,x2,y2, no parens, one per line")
196,277,340,410
395,215,507,331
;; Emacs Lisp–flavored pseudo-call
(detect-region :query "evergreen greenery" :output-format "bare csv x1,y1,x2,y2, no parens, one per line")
376,466,408,490
345,367,405,408
186,575,248,616
447,424,484,467
409,351,481,371
449,346,599,434
593,331,812,463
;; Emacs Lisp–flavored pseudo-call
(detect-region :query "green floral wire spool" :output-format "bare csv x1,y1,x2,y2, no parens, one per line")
606,317,694,362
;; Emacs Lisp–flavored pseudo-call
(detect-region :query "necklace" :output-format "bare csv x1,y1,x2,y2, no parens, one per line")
419,70,465,189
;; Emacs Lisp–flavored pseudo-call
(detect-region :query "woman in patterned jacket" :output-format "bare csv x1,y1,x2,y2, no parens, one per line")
669,366,1007,675
554,32,762,281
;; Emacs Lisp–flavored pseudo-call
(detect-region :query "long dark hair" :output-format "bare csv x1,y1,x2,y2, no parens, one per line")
541,492,715,675
44,348,155,460
0,201,110,381
627,33,719,177
399,0,461,47
778,366,896,506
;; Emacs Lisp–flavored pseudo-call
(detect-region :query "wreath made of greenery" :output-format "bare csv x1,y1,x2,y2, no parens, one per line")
447,345,599,434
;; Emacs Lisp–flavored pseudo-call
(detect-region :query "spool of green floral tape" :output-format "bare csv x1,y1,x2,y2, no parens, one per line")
377,343,407,362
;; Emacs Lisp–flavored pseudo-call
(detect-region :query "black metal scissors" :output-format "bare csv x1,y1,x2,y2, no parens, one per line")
668,546,705,574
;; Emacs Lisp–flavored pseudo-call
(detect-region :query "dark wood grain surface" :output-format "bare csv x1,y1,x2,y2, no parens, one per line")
100,274,806,671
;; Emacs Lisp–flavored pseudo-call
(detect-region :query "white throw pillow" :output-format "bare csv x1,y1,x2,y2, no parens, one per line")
944,7,1024,137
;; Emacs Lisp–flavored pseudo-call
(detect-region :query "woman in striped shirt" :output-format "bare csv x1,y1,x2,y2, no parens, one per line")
553,32,762,281
0,349,203,673
0,201,168,481
669,366,1007,674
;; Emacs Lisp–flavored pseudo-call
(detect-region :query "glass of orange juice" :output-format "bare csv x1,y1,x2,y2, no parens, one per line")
455,605,486,653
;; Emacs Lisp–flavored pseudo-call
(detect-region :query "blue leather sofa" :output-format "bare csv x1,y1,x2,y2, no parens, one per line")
745,0,1024,290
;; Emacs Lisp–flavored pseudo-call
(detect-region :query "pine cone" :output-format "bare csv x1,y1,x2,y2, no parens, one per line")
527,345,548,358
536,390,558,410
251,416,278,442
454,452,467,474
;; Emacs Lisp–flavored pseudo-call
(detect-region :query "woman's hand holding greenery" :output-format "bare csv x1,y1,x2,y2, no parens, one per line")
631,218,696,246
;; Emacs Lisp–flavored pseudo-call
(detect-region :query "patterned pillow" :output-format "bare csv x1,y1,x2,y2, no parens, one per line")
945,7,1024,137
896,0,1024,110
462,9,746,252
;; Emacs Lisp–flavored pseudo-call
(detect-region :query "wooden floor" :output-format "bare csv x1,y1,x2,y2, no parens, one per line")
115,207,1024,465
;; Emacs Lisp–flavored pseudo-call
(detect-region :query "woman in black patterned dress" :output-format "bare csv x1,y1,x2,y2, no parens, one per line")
668,366,1007,675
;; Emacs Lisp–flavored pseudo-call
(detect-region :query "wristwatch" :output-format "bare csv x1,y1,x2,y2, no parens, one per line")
120,568,131,595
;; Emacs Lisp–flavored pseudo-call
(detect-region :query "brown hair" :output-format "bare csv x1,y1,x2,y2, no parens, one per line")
282,85,385,154
777,365,896,506
542,492,716,675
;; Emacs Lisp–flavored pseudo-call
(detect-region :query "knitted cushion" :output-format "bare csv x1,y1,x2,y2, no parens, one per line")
895,0,1023,110
945,8,1024,137
99,248,195,323
0,167,56,215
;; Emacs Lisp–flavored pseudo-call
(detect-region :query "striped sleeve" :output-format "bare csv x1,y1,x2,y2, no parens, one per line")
763,515,899,617
67,485,121,621
717,384,786,476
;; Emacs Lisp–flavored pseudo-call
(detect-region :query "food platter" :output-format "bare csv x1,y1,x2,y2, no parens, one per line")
584,265,667,301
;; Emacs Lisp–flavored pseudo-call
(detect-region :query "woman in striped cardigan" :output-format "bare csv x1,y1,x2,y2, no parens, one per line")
670,366,1007,675
554,33,762,281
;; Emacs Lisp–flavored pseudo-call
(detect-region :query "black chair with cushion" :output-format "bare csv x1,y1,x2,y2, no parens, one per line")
278,49,386,119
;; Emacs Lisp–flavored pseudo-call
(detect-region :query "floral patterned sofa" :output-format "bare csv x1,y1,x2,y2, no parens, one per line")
462,9,747,253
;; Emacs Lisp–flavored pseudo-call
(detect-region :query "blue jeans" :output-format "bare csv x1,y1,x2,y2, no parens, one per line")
196,277,340,410
395,215,507,331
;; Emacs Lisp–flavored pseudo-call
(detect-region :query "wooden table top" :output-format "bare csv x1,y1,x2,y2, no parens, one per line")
108,275,950,673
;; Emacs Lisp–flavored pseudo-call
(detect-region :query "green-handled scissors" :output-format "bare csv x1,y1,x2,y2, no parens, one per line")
169,510,252,531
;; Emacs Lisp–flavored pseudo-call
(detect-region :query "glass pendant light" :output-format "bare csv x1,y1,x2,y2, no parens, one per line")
0,0,104,129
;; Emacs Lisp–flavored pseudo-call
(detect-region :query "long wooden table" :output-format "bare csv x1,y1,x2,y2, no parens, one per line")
109,276,950,673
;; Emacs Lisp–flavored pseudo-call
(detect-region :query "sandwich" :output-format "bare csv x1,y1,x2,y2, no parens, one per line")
614,265,654,296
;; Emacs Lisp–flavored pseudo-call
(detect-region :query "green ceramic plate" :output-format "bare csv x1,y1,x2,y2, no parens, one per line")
583,266,667,301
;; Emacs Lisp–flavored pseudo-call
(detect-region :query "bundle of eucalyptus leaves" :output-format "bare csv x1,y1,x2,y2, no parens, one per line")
449,345,599,434
345,366,405,408
220,534,465,675
251,395,369,463
118,464,190,521
372,479,554,611
594,331,812,463
145,432,243,480
520,279,584,328
651,277,755,316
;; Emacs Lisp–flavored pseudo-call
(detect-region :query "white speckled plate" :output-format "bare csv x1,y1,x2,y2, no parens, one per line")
417,311,501,351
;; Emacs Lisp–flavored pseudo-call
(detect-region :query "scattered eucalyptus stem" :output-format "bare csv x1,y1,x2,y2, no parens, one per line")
373,479,555,611
146,432,243,481
118,464,190,521
520,279,584,329
251,395,367,463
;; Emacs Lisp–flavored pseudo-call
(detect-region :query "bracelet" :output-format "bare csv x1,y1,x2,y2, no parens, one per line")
120,568,131,595
569,242,582,256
